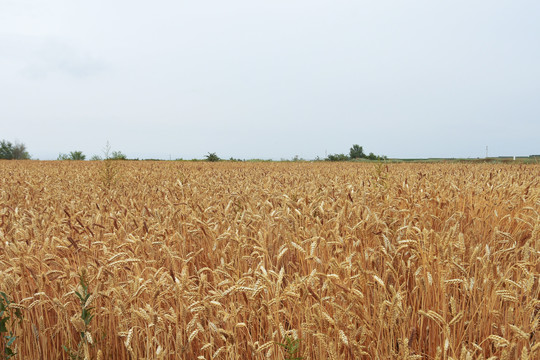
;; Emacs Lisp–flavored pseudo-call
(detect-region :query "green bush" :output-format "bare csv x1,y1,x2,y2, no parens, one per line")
110,151,127,160
58,151,86,160
325,153,349,161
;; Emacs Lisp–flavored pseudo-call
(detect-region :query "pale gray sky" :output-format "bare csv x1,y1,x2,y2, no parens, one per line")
1,0,539,160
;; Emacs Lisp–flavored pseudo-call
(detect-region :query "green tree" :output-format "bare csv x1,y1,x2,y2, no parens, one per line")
0,140,14,159
0,140,30,160
349,144,365,159
205,152,220,162
12,142,30,159
70,151,85,160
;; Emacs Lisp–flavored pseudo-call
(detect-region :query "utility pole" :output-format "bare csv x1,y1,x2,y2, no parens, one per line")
486,146,488,159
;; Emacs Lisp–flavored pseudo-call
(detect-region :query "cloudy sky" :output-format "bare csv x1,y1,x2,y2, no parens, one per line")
1,0,539,160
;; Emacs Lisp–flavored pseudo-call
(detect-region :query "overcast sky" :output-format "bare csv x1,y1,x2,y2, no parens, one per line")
1,1,539,160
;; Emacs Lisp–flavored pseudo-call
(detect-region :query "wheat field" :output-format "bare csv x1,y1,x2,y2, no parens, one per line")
0,161,538,359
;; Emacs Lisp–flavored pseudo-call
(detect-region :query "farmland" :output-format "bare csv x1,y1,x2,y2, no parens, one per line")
0,161,538,359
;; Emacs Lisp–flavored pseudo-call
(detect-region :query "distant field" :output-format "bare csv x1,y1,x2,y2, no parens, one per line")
0,161,538,359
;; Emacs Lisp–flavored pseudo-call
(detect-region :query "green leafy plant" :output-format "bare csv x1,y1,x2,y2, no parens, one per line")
0,292,22,360
276,335,303,360
63,270,94,360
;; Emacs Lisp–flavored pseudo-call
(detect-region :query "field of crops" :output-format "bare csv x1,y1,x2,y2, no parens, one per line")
0,161,538,359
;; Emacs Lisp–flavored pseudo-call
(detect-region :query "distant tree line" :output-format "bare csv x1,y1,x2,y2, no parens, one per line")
0,140,30,159
326,144,387,161
1,139,387,162
58,150,126,161
0,139,131,161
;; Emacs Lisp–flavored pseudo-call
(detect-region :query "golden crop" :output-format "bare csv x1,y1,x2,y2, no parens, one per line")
0,161,538,359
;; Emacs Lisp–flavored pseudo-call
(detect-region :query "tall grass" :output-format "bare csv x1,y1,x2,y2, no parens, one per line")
0,161,538,359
